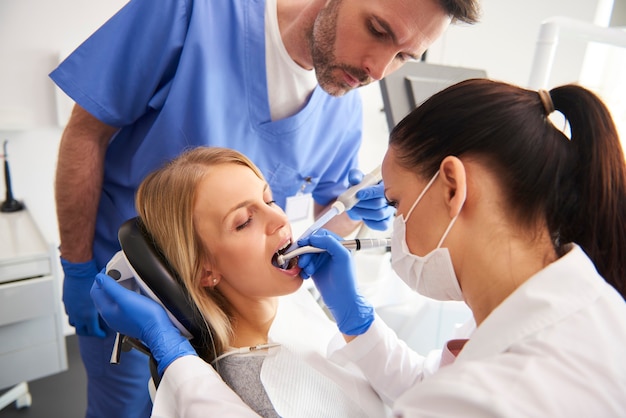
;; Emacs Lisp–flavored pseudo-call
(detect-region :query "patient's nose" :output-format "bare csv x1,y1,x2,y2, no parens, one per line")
265,205,289,235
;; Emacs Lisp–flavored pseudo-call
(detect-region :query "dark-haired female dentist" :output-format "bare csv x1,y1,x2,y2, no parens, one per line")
298,78,626,417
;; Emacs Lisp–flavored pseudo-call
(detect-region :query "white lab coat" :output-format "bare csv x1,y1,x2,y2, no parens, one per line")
330,244,626,417
152,286,389,418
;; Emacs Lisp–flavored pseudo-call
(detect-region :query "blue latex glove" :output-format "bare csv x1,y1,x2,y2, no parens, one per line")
298,229,374,335
60,257,106,338
90,271,197,376
345,168,395,231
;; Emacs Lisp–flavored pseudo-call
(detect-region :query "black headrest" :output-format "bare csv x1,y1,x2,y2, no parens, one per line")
117,217,215,361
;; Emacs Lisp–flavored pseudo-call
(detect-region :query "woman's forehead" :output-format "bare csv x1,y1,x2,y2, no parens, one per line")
194,164,265,214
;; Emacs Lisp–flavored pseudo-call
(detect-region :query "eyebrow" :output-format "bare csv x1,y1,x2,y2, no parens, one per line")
223,183,269,219
374,16,419,61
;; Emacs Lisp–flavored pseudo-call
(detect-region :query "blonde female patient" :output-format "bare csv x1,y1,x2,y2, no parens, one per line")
108,146,387,417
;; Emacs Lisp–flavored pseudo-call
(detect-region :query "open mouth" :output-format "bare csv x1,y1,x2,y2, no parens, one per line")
272,241,298,270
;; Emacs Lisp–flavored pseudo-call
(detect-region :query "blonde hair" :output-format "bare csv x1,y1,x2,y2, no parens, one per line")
135,147,266,361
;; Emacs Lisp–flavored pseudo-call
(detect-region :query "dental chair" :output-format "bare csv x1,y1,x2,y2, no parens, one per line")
105,217,216,387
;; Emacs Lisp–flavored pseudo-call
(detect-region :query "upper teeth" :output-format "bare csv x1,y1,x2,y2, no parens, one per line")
277,241,291,254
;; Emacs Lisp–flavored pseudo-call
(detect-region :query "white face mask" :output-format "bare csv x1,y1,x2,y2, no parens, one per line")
390,171,465,301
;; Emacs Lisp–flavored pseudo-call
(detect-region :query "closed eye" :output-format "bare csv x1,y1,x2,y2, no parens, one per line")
368,18,418,62
236,217,252,231
235,200,276,231
396,52,414,62
368,20,387,39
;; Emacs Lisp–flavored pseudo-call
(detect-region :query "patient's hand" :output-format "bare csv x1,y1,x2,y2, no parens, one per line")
90,271,197,375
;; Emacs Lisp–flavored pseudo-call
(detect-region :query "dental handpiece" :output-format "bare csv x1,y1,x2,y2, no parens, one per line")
277,238,391,266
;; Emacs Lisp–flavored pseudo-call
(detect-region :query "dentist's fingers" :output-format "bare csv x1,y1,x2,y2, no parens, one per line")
355,182,385,202
304,230,351,260
348,168,364,186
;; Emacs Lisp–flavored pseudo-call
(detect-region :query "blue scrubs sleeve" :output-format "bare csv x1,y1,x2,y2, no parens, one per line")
49,0,191,126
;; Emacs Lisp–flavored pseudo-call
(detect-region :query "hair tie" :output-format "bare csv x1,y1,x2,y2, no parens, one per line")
538,89,555,115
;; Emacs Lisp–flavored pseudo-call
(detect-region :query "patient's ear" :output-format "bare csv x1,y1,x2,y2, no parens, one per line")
439,156,467,218
200,254,220,287
200,271,219,288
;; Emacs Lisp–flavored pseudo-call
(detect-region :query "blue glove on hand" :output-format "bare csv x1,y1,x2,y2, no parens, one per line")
60,257,106,338
298,230,374,335
90,271,197,376
345,168,395,231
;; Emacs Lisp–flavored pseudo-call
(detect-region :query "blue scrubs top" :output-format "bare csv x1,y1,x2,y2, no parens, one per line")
50,0,363,268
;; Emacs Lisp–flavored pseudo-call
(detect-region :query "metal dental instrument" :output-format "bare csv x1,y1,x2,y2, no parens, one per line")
283,165,383,257
276,238,391,266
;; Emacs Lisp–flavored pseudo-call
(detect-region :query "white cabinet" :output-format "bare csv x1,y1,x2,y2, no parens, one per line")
0,209,68,410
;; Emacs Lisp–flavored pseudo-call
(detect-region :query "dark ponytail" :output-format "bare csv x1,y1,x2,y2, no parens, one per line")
550,85,626,299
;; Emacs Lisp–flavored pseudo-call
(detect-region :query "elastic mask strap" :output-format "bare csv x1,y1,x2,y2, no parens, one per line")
406,171,440,223
436,213,459,249
436,189,466,249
